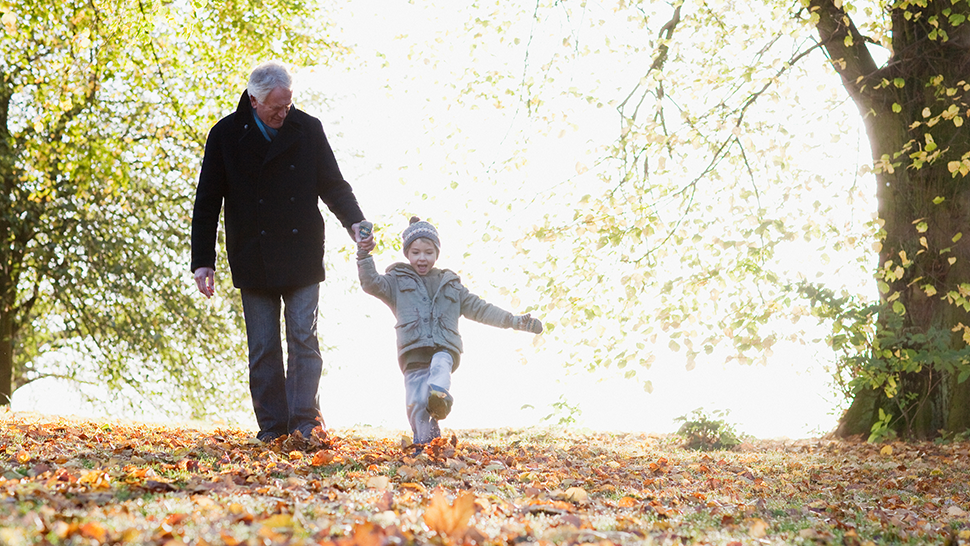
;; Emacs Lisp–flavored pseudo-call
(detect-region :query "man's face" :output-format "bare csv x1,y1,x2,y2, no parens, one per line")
406,238,438,276
250,86,293,129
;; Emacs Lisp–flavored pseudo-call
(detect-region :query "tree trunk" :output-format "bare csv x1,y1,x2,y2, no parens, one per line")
813,0,970,438
0,310,11,405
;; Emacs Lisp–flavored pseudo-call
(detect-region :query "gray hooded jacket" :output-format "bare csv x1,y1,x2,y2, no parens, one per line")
358,255,514,371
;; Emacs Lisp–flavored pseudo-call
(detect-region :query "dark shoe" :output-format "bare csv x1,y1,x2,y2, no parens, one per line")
256,431,283,443
427,384,454,420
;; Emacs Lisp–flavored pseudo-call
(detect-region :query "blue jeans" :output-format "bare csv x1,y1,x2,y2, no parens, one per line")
403,351,453,444
240,283,323,439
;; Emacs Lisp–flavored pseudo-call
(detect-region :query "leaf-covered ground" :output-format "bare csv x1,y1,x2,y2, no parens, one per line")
1,410,969,545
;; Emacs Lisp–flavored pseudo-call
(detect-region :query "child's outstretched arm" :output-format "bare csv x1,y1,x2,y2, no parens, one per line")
459,286,544,334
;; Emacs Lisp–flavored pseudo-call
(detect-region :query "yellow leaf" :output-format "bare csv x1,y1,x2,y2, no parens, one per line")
564,486,589,504
748,518,768,538
367,476,390,490
422,490,477,538
880,445,893,456
260,514,295,529
1,12,15,34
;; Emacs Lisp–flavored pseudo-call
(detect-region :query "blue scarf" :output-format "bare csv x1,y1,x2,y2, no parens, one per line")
252,106,278,141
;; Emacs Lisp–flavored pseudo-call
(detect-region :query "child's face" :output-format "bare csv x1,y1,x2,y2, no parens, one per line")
406,238,438,276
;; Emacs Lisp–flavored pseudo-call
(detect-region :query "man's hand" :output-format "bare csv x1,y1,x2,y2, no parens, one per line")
194,267,215,298
352,221,376,253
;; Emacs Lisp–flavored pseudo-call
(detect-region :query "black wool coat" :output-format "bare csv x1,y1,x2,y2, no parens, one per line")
191,91,364,289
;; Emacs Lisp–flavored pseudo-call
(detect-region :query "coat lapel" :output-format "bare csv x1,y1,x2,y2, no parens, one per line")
263,115,304,165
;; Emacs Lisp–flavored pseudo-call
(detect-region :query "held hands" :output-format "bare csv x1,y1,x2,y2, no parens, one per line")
511,313,543,334
353,221,375,258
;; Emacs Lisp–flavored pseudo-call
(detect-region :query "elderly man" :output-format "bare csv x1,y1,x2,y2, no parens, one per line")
191,61,374,442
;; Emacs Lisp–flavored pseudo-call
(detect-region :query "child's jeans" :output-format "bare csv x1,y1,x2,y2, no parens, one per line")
403,350,453,444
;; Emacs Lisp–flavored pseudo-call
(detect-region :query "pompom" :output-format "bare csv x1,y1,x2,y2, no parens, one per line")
409,216,421,225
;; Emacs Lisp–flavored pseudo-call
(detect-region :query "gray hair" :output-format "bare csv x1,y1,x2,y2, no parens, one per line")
247,61,293,103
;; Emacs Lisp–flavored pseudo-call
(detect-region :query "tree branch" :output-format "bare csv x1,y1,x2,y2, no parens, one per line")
808,0,881,112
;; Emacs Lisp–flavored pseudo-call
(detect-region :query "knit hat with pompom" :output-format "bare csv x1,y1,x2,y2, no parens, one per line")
401,216,440,255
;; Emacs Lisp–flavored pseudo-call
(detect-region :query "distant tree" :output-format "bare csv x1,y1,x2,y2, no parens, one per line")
450,0,969,439
0,0,337,416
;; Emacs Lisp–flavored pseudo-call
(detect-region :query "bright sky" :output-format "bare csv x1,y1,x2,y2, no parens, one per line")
11,0,871,439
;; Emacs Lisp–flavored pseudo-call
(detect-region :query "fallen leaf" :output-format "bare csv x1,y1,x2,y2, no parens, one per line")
311,450,334,466
367,476,390,490
947,505,968,518
564,487,589,504
260,513,295,529
79,521,107,542
423,490,477,538
748,518,768,538
880,445,893,456
618,496,638,508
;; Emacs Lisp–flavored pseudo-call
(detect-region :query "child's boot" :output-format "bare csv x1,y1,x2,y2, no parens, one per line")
427,384,454,420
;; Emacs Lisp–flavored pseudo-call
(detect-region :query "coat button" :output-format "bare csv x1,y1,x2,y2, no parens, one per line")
244,124,249,129
423,318,429,323
292,229,298,234
289,165,295,170
290,197,296,202
260,230,266,236
258,199,264,204
427,335,433,339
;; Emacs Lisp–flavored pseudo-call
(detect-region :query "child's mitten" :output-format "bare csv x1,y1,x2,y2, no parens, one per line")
511,313,543,334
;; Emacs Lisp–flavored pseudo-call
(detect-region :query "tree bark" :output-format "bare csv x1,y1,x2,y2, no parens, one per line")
812,0,970,438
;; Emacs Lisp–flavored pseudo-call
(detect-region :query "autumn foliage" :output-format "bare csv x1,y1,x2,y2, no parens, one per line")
1,411,969,545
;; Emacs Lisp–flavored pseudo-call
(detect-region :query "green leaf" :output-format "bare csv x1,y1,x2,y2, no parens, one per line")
892,103,903,113
893,78,905,88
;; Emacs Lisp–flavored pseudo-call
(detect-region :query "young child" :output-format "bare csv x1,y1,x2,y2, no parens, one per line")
356,217,543,444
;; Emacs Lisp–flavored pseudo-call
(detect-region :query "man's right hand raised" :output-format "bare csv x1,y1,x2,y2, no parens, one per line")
194,267,215,298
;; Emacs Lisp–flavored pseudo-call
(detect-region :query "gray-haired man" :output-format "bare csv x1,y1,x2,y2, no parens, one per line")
191,61,374,442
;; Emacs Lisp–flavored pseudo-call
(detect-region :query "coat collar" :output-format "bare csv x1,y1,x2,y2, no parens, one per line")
387,263,460,284
233,91,306,164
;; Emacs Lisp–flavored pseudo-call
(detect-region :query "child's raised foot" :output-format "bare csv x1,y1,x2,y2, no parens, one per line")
427,384,454,420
